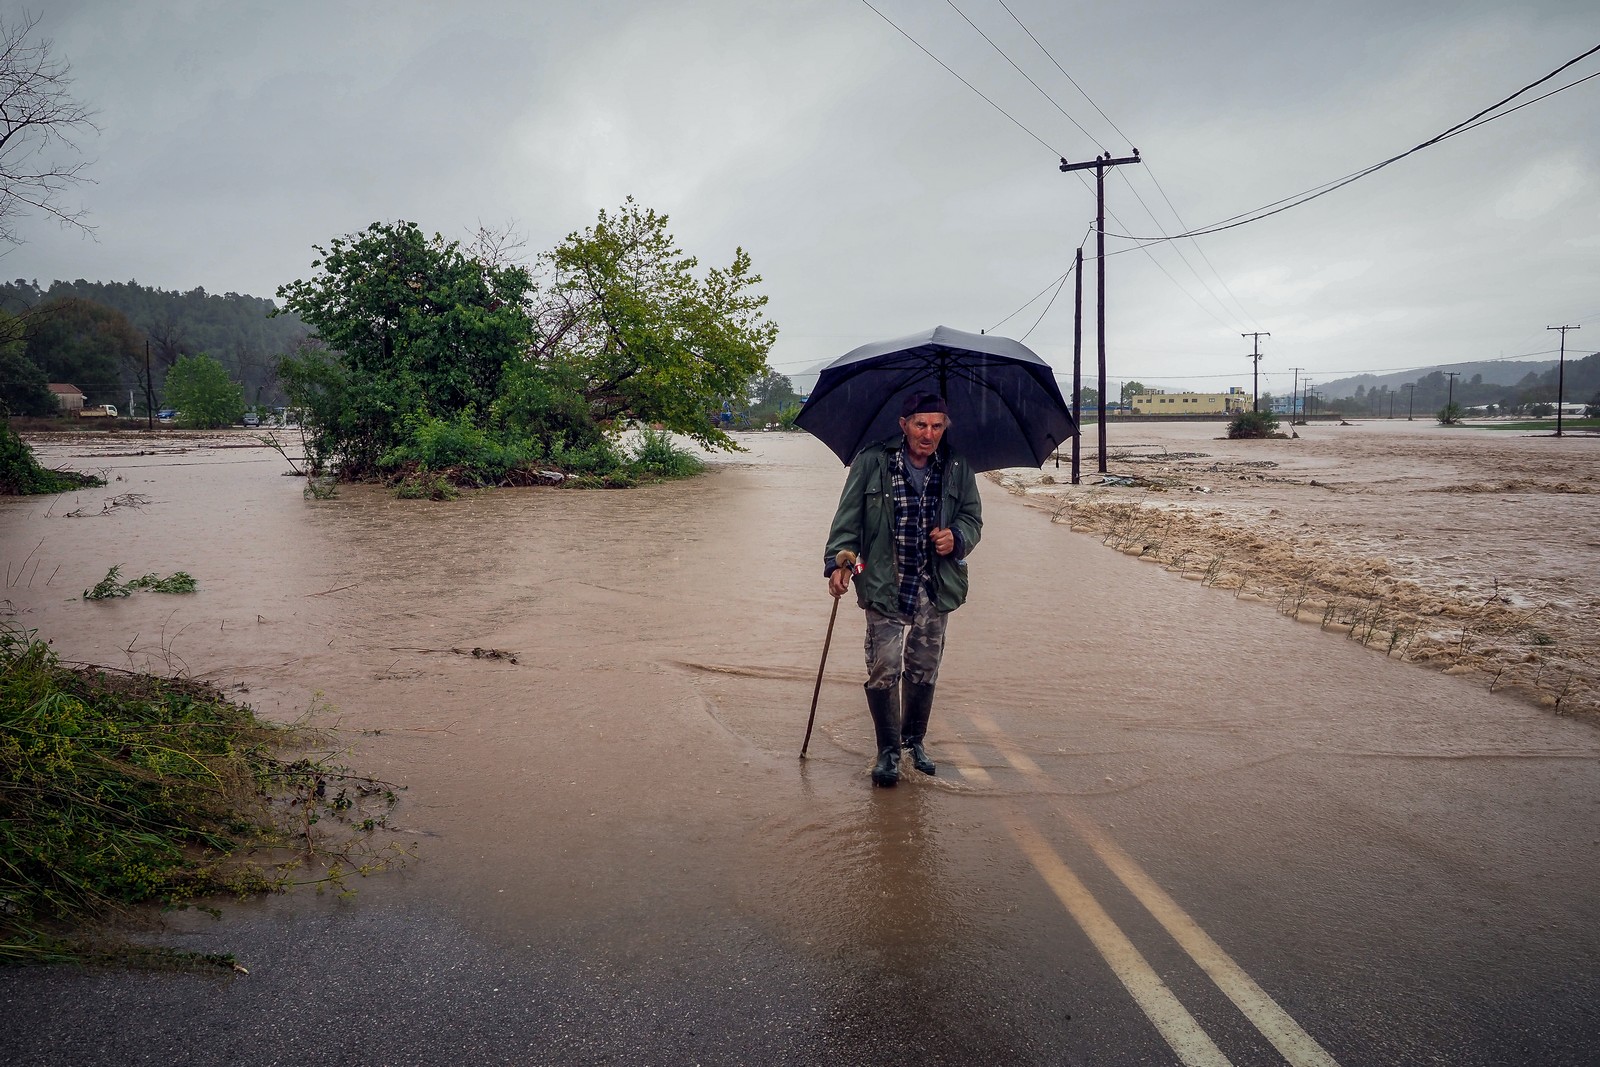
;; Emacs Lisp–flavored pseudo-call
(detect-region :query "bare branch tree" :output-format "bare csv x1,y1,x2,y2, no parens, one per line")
0,11,97,245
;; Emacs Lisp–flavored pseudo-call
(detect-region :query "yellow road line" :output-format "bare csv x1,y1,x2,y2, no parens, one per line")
957,713,1341,1067
941,739,991,783
1008,817,1234,1067
1062,810,1341,1067
965,711,1041,774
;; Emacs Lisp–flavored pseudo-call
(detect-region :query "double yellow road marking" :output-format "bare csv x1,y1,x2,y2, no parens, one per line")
958,712,1340,1067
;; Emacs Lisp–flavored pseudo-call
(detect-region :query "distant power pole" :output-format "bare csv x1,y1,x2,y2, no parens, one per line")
1547,324,1581,437
1061,149,1142,473
1289,366,1304,422
1071,246,1083,484
1242,332,1270,413
1405,383,1415,420
1444,371,1461,419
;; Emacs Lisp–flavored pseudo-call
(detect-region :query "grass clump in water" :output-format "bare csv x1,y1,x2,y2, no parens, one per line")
82,566,198,600
0,625,403,966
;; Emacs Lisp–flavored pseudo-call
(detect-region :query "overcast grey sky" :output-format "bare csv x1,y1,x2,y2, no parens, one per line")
10,0,1599,398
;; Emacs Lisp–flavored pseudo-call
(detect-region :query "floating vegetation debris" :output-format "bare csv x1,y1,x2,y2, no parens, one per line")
83,566,198,600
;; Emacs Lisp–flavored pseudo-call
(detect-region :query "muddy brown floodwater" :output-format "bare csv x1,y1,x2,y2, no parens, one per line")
3,423,1599,1064
1001,419,1600,719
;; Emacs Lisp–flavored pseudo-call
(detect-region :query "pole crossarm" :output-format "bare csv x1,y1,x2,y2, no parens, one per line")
1059,152,1143,173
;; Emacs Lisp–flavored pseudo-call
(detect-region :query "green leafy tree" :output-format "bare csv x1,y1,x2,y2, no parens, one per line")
1119,381,1146,405
22,297,141,404
1076,385,1100,410
164,353,243,428
0,310,53,415
746,368,797,422
536,198,777,450
1586,390,1600,419
277,221,535,476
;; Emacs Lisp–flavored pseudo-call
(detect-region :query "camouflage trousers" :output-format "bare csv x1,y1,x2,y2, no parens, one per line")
863,584,948,690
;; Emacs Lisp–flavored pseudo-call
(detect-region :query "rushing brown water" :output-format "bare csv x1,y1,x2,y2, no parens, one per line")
5,426,1600,1064
1001,419,1600,717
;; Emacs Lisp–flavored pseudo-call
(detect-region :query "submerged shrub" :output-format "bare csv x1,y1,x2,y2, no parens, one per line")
1226,410,1279,439
0,424,104,495
631,427,704,478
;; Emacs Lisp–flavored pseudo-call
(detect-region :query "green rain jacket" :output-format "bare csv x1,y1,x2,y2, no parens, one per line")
824,436,983,616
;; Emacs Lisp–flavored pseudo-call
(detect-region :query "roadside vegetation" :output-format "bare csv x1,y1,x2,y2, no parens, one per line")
0,625,403,966
0,420,104,495
1226,410,1280,439
276,201,777,492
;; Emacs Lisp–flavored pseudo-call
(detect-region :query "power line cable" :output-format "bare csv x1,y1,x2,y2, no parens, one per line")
981,2,1262,332
856,0,1065,157
1105,45,1600,242
943,0,1102,146
1019,257,1075,342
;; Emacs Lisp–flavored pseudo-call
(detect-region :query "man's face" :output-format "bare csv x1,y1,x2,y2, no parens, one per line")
899,411,948,464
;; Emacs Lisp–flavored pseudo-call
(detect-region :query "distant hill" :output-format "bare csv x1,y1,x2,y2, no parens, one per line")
1319,352,1599,415
1319,359,1558,398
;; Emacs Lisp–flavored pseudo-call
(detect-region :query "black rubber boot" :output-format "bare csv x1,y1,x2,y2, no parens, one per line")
865,684,901,787
900,679,937,775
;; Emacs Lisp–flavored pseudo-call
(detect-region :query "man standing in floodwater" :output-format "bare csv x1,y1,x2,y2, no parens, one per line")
823,392,983,787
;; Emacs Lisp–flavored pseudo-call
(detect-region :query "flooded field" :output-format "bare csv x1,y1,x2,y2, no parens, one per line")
1003,419,1600,719
5,424,1600,1064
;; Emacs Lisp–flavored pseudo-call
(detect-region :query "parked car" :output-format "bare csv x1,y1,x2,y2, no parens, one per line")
158,409,177,421
242,411,260,427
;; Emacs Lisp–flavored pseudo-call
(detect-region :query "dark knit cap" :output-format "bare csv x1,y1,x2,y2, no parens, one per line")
899,392,949,418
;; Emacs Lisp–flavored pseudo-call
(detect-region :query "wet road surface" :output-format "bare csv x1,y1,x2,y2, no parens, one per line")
2,431,1597,1065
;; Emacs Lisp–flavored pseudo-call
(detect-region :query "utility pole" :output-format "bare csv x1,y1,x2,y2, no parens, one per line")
1071,245,1083,484
1303,379,1313,422
1289,366,1304,423
1444,371,1461,421
144,340,154,431
1242,332,1270,413
1547,324,1580,437
1061,149,1142,473
1405,383,1415,420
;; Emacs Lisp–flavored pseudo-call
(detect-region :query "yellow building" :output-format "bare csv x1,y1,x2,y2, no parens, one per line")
1129,387,1249,415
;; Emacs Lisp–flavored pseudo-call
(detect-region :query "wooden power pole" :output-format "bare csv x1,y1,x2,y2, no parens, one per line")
1547,324,1581,437
1061,150,1142,473
1242,332,1269,413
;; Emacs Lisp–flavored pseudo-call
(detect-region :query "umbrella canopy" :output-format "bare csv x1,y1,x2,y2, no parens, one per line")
795,325,1077,472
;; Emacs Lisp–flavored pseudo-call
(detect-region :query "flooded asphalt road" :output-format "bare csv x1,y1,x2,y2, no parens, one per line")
2,431,1598,1066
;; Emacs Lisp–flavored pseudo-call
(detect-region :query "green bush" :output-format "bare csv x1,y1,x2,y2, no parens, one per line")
392,472,459,500
630,427,703,478
0,423,104,495
378,413,535,484
1437,402,1464,425
1226,410,1279,439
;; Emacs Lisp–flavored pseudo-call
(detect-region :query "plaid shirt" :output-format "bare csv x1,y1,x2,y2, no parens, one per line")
889,446,943,616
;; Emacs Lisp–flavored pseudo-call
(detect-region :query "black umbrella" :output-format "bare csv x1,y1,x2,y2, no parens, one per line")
795,325,1077,472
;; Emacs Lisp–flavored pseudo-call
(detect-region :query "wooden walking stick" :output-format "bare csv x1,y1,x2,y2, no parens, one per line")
801,550,859,758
